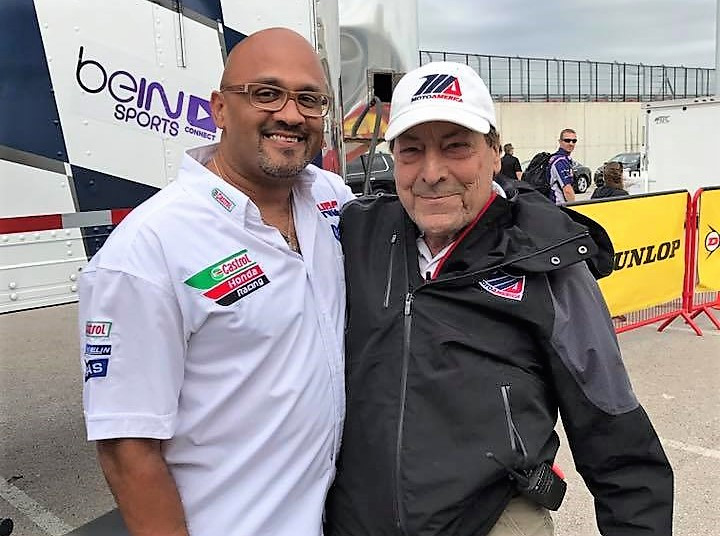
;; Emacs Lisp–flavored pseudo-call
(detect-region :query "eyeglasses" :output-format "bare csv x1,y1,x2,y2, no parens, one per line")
562,138,578,144
220,83,331,118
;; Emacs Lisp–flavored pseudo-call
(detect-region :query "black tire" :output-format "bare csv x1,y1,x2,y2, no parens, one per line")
574,174,589,194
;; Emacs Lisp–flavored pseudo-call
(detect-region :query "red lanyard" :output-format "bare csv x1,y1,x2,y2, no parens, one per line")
430,192,497,280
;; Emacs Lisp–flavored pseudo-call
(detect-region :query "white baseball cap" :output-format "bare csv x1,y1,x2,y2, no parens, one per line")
384,61,496,141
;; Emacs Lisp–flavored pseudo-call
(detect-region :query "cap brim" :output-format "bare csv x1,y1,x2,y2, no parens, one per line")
385,103,491,141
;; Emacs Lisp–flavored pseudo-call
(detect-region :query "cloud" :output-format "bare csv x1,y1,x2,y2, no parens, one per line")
419,0,716,67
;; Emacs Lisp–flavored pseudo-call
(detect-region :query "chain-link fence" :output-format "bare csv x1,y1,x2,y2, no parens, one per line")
420,51,714,102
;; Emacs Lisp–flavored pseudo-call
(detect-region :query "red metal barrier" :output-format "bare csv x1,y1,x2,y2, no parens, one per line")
685,188,720,332
613,298,684,333
689,292,720,331
655,192,703,335
610,189,719,336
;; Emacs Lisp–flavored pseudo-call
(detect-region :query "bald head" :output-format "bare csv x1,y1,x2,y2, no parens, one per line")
220,28,326,91
209,27,328,190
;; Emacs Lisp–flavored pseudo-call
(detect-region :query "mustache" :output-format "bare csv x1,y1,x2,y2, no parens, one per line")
411,184,465,197
261,122,308,138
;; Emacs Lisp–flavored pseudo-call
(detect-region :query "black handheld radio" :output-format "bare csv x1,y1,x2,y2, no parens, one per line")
486,452,566,511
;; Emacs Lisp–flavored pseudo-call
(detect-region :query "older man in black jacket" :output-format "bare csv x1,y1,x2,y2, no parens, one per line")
326,61,673,536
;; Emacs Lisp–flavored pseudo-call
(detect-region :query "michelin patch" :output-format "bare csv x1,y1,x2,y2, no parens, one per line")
85,344,112,356
185,249,270,306
478,271,526,301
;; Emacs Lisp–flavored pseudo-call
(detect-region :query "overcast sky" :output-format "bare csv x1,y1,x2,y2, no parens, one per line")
418,0,717,68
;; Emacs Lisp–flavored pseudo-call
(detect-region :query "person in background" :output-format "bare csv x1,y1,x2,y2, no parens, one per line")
591,161,629,199
326,61,673,536
78,28,354,536
548,129,577,205
499,143,522,180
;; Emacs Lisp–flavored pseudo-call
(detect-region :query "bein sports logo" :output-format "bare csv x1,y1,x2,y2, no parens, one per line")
75,46,217,141
411,74,463,103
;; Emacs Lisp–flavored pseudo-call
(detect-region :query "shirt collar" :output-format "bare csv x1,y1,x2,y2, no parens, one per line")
492,181,507,199
180,144,319,224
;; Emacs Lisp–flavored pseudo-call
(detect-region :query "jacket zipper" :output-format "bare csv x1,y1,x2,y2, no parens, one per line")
500,384,528,460
393,291,413,534
383,232,398,308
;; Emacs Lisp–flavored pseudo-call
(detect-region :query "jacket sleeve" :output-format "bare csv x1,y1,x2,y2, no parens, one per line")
544,263,673,534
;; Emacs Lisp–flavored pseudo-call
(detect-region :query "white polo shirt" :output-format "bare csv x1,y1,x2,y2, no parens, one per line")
79,145,354,536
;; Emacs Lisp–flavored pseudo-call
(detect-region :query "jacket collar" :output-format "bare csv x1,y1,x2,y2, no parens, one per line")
433,182,613,279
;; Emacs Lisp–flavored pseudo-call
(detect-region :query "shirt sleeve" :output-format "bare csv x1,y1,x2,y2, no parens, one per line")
79,267,186,441
512,157,522,174
553,156,574,187
337,176,357,206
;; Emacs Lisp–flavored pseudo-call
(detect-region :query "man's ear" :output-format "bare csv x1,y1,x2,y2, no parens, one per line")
492,147,501,174
210,90,225,130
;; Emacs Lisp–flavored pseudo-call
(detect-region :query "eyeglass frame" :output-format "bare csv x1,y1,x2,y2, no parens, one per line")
219,83,332,118
561,138,578,144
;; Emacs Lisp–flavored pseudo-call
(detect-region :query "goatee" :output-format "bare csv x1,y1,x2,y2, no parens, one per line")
257,146,311,179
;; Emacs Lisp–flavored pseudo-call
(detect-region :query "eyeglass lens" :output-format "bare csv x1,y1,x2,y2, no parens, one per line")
250,84,328,117
562,138,578,143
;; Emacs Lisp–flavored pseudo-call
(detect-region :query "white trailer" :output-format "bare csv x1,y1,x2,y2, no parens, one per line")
0,0,418,315
643,96,720,194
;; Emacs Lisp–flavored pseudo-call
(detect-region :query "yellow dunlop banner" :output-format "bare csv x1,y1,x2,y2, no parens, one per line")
569,192,688,316
697,188,720,291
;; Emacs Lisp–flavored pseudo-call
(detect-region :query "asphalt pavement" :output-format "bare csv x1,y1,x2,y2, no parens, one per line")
1,303,718,536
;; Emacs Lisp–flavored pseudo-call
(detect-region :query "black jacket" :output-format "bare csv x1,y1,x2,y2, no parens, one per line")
327,182,672,536
499,154,522,181
591,185,629,199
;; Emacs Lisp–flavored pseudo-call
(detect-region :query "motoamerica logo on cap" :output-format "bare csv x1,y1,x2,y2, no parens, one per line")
411,74,463,103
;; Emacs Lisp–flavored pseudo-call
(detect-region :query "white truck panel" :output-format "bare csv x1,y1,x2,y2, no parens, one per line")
36,0,224,187
222,0,315,43
0,159,87,312
0,160,74,217
0,228,86,314
644,96,720,194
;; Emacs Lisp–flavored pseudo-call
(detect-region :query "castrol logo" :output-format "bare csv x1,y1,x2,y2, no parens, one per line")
210,253,252,280
85,321,112,338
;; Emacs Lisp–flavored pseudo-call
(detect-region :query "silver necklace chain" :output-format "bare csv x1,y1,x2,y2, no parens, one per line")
211,156,299,253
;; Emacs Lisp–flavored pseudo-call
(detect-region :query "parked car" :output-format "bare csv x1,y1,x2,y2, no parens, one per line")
345,152,395,195
519,157,591,194
571,161,592,193
594,152,641,187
